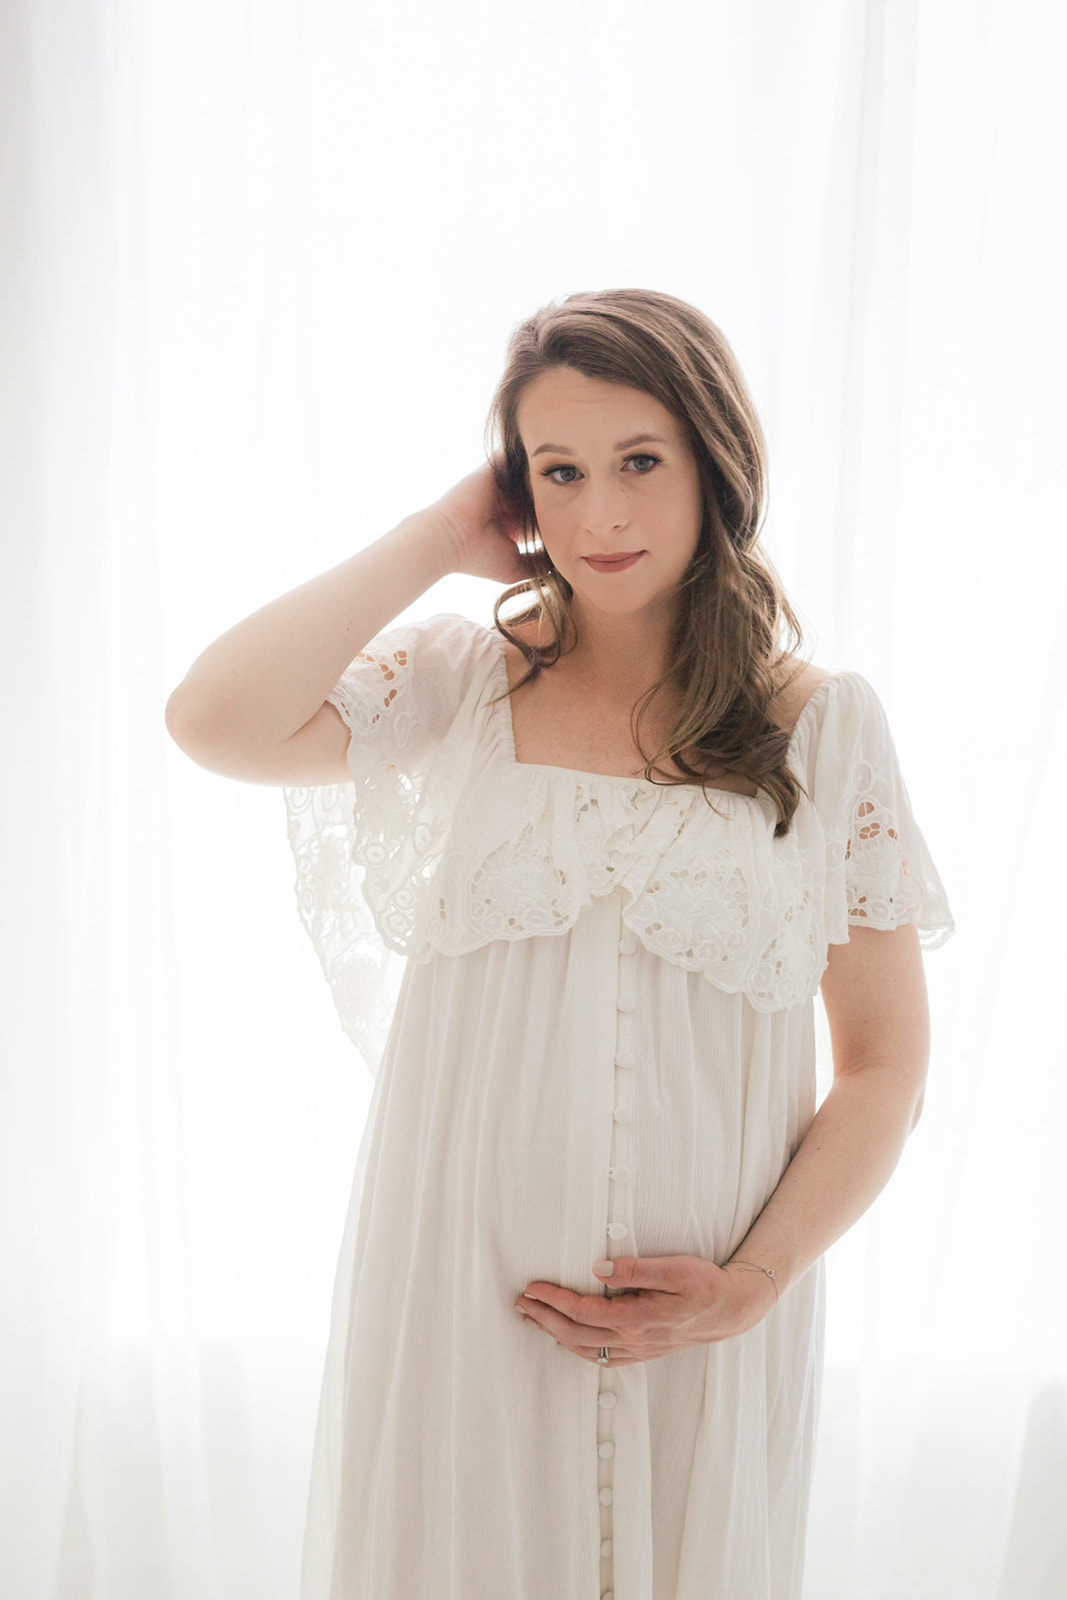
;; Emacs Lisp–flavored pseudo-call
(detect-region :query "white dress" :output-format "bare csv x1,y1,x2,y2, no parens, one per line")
282,612,955,1600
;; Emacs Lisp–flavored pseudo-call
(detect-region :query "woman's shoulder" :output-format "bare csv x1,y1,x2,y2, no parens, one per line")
768,656,834,738
369,611,499,674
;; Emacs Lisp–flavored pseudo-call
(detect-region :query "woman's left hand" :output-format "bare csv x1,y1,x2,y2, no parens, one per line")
513,1255,777,1367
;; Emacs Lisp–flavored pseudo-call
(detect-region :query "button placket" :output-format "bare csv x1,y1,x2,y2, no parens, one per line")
598,910,638,1597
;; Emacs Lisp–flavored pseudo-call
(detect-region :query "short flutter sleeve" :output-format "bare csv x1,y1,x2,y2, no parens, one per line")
281,612,487,1077
806,671,955,951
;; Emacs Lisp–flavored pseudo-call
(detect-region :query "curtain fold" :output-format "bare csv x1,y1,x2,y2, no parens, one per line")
2,2,1063,1596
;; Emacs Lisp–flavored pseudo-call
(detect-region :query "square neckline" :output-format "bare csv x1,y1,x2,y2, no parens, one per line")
485,624,839,799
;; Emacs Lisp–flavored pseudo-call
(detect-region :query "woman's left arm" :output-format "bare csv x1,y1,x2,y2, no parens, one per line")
723,921,931,1306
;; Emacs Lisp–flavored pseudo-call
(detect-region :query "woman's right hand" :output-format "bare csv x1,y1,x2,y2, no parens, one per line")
427,461,533,586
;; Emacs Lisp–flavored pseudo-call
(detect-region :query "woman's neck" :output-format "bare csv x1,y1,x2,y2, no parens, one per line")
559,602,681,704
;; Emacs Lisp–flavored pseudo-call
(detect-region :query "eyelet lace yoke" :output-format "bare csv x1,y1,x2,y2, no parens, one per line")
283,614,955,1069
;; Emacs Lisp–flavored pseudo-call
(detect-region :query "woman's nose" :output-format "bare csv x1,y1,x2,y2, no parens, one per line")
579,477,628,534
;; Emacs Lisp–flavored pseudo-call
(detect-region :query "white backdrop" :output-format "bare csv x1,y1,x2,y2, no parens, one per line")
2,1,1065,1596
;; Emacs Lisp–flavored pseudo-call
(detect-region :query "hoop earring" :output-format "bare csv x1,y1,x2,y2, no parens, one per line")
518,529,546,557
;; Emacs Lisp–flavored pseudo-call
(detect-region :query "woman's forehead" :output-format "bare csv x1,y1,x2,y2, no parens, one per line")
516,368,681,450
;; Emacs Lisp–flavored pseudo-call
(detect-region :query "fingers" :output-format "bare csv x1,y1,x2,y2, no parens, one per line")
517,1298,619,1347
518,1301,675,1364
518,1285,642,1330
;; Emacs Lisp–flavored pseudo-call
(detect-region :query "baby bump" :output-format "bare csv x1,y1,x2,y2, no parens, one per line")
371,935,816,1294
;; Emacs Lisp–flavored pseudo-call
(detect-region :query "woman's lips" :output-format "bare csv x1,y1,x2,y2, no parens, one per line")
583,551,644,573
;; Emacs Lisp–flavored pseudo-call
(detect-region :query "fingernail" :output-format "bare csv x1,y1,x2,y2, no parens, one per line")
593,1259,614,1276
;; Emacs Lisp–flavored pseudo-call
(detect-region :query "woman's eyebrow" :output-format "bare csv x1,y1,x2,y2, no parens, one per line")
530,433,668,458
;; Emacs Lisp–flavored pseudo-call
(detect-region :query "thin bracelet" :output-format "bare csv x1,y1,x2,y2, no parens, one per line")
727,1260,780,1301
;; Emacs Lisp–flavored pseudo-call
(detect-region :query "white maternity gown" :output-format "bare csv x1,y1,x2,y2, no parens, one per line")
281,612,955,1600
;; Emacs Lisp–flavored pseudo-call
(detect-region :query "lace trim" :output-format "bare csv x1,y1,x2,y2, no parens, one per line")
329,646,415,747
283,622,956,1066
833,759,950,944
284,782,405,1076
304,757,951,1013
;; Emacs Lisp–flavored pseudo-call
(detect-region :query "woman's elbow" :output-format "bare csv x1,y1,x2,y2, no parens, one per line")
910,1088,925,1131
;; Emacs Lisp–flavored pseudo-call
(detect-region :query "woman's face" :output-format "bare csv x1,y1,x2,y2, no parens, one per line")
515,365,704,624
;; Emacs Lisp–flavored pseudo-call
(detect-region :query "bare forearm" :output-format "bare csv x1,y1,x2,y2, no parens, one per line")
725,1067,923,1298
165,510,452,750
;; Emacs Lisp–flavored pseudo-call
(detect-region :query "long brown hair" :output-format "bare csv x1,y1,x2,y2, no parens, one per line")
483,287,812,838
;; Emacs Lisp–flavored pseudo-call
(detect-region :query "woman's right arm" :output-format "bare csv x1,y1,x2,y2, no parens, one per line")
164,464,528,786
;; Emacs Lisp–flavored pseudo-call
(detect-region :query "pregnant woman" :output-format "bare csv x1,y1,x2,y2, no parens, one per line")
166,286,955,1599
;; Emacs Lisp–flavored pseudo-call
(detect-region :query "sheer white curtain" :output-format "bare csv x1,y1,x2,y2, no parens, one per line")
2,1,1063,1595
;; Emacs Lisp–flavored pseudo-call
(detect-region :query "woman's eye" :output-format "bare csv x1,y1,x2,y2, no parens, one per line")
541,453,661,485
